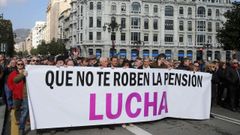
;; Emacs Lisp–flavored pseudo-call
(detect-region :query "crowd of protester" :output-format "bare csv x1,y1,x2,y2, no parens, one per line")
0,53,240,135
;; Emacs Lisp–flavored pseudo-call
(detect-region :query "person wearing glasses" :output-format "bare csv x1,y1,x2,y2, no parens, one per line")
7,60,25,124
30,56,39,65
7,59,28,135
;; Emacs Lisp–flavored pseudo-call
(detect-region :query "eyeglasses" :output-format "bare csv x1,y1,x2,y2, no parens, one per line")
32,59,37,62
233,62,238,64
17,63,24,66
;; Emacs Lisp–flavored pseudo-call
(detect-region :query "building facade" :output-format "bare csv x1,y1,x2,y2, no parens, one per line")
62,0,233,61
46,0,71,43
25,32,32,53
14,41,27,52
32,21,46,48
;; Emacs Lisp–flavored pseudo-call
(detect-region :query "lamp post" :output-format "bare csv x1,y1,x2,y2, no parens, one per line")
133,40,145,57
203,43,212,61
103,16,122,57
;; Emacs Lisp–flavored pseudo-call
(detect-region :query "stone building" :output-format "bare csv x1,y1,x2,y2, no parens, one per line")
61,0,233,61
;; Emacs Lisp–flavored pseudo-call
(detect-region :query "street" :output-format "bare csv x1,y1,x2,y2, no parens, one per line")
16,106,240,135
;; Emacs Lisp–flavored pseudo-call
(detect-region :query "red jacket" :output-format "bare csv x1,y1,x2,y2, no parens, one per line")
7,70,24,100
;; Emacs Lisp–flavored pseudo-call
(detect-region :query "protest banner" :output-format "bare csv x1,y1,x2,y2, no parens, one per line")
26,65,212,130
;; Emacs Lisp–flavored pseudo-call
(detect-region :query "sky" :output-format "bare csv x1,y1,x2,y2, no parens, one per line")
0,0,240,30
0,0,48,30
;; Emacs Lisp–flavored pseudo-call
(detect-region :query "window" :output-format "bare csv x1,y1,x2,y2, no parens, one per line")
165,50,172,59
165,34,173,42
120,49,127,58
188,7,192,15
80,19,83,28
207,36,212,43
111,3,117,13
197,35,205,44
89,49,93,55
197,21,206,31
144,19,149,29
154,5,158,13
165,20,174,30
131,17,141,29
153,34,158,42
144,5,149,14
132,2,141,13
144,33,149,41
131,32,141,41
152,50,159,58
188,21,192,31
81,6,83,15
96,49,102,58
208,22,212,32
97,32,101,40
153,19,158,30
208,9,212,16
97,2,101,10
89,2,93,10
89,17,93,27
216,9,220,17
179,35,184,42
179,21,184,31
216,22,220,31
89,32,93,40
121,18,126,29
97,17,101,28
143,50,150,58
188,35,192,44
179,7,184,15
186,50,193,59
165,6,174,16
121,33,126,41
121,3,126,12
197,7,206,17
178,50,185,61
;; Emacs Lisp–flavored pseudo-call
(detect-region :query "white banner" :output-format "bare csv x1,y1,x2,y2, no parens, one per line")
26,65,212,130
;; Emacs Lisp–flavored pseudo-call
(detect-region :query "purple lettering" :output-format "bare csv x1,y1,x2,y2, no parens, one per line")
126,92,141,118
89,93,103,120
106,93,123,119
158,91,168,115
144,92,158,117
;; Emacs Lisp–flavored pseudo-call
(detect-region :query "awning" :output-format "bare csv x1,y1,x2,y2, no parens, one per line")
178,54,184,57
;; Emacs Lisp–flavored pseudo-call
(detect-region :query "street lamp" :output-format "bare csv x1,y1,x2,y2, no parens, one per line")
103,16,122,57
132,40,145,57
203,43,212,61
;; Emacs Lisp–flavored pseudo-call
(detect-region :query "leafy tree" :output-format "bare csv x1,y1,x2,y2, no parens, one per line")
16,50,29,57
37,41,49,55
0,19,14,56
48,40,66,56
217,2,240,50
33,40,67,56
30,48,38,55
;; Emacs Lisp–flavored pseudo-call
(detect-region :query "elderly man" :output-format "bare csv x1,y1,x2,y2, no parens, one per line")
99,57,109,68
226,59,240,112
143,57,151,69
